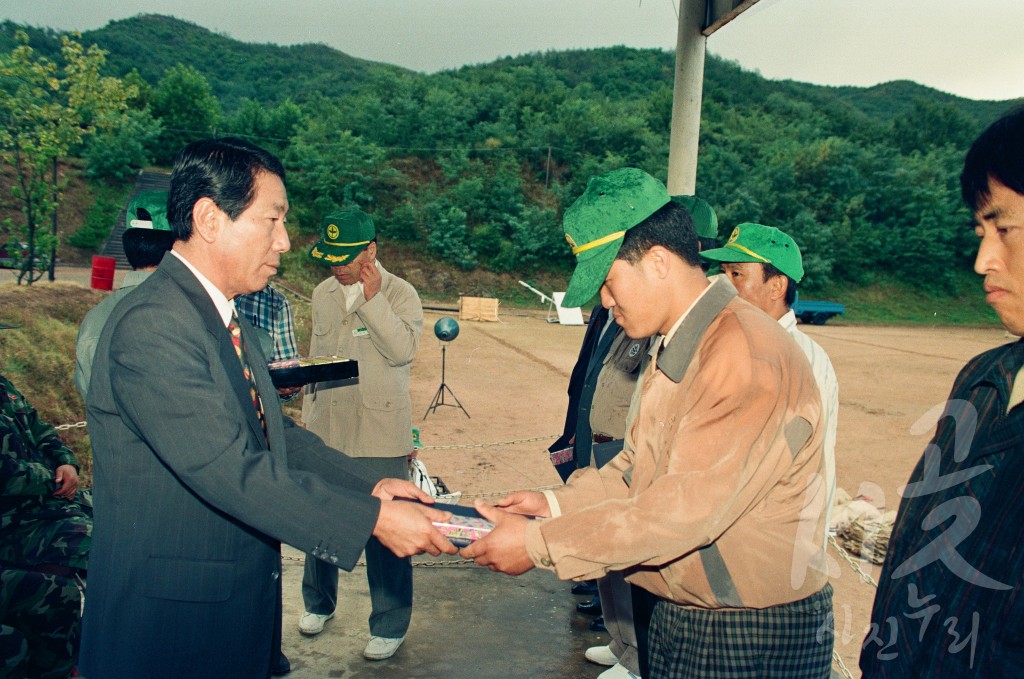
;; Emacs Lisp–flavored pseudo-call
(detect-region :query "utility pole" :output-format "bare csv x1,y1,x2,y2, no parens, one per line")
666,0,707,196
667,0,763,195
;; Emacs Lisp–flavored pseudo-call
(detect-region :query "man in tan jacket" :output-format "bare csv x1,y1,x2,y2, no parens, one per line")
463,168,833,677
300,208,423,661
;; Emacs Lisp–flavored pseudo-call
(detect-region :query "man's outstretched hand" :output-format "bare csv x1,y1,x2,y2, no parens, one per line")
372,498,457,558
460,502,536,575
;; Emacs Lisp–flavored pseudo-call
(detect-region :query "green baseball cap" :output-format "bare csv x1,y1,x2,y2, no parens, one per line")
700,223,804,282
562,168,670,308
670,195,718,239
127,191,171,231
309,208,376,265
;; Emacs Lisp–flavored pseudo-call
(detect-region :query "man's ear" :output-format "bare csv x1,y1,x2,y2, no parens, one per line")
191,197,221,244
644,245,673,280
767,273,788,302
365,241,378,261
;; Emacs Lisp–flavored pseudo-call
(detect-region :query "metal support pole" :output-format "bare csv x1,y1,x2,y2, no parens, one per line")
666,0,708,196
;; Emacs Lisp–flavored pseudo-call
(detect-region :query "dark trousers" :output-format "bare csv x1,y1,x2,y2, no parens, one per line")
631,585,656,677
301,456,413,638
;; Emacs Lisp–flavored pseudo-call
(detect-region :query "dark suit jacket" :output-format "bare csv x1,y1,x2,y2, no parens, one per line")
80,255,381,679
548,306,620,473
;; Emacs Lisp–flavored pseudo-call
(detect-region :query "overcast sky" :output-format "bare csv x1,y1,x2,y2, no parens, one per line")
3,0,1023,101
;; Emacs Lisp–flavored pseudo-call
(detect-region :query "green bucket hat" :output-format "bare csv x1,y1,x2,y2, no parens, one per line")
670,195,718,239
562,168,670,308
309,208,376,265
700,223,804,282
127,191,171,231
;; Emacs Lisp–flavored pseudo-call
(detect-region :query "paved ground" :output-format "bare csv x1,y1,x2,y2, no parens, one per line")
278,546,604,678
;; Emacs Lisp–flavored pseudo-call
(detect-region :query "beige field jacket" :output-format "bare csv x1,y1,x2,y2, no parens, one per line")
525,277,829,610
302,263,423,457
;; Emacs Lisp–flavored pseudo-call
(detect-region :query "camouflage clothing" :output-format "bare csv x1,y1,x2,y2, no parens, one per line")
0,374,91,571
1,623,29,679
1,374,90,677
0,568,81,679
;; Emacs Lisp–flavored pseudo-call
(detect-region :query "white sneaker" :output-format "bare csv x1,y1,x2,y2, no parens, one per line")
298,611,334,636
597,663,641,679
363,635,405,660
585,644,619,666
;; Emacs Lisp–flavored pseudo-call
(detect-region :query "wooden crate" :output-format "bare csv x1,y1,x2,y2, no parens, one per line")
458,296,500,322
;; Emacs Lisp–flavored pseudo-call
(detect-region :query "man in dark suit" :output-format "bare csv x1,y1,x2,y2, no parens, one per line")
79,137,456,679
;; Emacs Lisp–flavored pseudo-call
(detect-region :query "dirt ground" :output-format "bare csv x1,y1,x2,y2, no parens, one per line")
377,307,1008,678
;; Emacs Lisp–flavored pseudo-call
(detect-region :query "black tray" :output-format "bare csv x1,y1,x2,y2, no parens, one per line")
268,358,359,388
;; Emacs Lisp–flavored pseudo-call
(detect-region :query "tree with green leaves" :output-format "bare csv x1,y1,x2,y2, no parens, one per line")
0,31,136,284
284,107,396,229
151,64,221,165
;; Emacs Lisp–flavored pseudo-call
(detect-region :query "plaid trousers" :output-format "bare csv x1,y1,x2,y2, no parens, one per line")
649,584,833,679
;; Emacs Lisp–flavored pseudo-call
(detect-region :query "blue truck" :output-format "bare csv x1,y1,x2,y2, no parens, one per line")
792,299,846,325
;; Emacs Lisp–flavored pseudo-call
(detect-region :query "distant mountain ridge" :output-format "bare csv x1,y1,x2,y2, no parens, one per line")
1,14,1018,119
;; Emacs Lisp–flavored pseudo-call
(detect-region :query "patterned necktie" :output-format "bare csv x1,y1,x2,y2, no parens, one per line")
228,313,267,440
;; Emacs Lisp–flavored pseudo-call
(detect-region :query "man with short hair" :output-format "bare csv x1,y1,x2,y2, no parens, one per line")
74,190,176,399
79,137,455,679
700,223,839,535
860,107,1024,675
299,208,422,661
464,168,833,677
581,195,719,679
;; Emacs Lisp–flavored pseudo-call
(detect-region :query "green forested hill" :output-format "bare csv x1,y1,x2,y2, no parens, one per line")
0,15,406,110
827,80,1016,124
81,15,408,109
2,14,1022,301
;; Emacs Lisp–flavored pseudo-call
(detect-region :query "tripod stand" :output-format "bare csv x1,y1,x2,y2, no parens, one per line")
423,342,469,419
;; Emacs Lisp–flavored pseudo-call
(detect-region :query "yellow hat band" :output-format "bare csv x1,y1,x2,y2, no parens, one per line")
571,230,626,256
324,238,371,248
726,241,770,264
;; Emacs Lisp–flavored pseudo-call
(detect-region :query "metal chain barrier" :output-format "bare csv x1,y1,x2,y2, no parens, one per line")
828,533,880,588
421,434,558,451
832,650,856,679
459,484,561,500
826,534,878,678
282,553,476,568
53,419,558,450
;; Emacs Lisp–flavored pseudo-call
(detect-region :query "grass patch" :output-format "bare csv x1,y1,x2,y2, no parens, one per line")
0,282,104,484
815,271,1000,327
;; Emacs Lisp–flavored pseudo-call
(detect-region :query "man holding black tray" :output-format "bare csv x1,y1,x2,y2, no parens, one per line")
300,208,424,661
463,168,833,678
79,138,454,679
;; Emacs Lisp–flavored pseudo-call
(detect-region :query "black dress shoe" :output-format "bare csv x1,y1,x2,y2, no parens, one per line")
576,596,602,616
271,652,291,676
589,615,607,633
571,580,599,595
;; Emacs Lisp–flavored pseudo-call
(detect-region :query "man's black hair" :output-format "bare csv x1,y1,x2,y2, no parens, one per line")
697,236,718,272
961,106,1024,211
167,137,286,241
617,201,701,268
762,262,798,307
122,229,176,269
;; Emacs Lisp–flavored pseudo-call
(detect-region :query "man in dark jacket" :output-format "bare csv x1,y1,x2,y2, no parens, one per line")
79,137,456,679
861,107,1024,676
